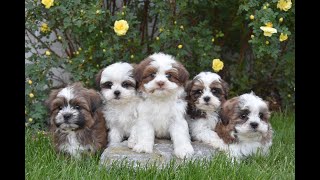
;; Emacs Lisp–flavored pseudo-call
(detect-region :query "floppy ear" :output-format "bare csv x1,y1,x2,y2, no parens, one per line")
174,62,190,85
95,69,104,90
220,79,229,100
45,88,63,112
133,58,152,86
219,97,238,125
185,80,193,100
86,89,103,113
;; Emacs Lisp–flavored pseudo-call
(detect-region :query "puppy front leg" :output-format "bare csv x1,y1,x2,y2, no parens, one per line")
132,120,154,153
108,128,123,145
169,118,194,159
192,127,228,151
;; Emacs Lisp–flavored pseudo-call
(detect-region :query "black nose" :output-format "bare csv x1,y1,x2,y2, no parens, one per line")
114,90,121,96
203,96,211,102
250,122,259,129
63,113,73,121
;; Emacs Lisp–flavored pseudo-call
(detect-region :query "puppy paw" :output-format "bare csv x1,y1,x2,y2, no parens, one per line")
174,144,194,159
208,141,228,152
132,143,153,153
127,139,136,149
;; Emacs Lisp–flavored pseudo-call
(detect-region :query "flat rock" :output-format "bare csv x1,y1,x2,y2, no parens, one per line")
100,139,218,168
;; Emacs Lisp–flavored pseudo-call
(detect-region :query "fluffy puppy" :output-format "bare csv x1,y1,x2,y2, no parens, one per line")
215,92,273,160
95,62,139,145
128,52,194,159
185,72,229,151
46,82,107,158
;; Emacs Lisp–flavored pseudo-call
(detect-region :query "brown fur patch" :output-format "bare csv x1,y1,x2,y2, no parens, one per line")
172,62,189,85
95,68,104,90
133,58,153,90
215,97,240,144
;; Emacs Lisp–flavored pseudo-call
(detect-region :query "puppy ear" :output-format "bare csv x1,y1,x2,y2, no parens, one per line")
185,80,193,100
174,62,190,85
219,97,238,125
133,58,152,85
220,79,229,100
86,89,103,113
45,88,63,112
95,69,104,90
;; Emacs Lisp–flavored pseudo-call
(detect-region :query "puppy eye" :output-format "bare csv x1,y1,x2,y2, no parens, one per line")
193,90,202,94
259,113,264,119
75,105,81,110
240,114,247,119
150,73,156,78
102,81,113,89
166,74,172,78
58,106,63,110
211,88,221,95
122,82,131,88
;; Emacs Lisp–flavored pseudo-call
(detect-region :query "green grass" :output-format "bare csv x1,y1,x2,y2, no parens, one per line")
25,112,295,179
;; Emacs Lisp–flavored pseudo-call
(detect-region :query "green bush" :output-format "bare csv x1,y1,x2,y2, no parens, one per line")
25,0,295,129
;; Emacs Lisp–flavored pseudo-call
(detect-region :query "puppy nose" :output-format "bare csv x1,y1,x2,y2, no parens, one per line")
250,122,259,129
63,113,73,121
157,81,165,87
114,90,121,96
203,96,211,102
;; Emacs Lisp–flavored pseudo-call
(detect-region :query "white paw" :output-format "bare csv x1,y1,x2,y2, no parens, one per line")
208,141,228,152
127,139,136,149
132,143,153,153
174,144,194,159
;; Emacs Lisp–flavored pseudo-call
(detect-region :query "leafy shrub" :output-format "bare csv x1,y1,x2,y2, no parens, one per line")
25,0,295,129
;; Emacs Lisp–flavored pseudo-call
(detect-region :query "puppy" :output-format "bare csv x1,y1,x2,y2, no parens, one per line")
185,72,229,151
46,82,107,158
96,62,139,145
128,52,194,159
215,92,273,160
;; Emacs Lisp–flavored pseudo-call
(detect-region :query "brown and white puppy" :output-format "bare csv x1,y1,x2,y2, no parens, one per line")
46,82,107,158
185,72,229,151
95,62,139,145
127,52,194,159
215,92,273,160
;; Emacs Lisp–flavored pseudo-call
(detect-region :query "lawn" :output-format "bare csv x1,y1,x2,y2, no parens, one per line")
25,111,295,179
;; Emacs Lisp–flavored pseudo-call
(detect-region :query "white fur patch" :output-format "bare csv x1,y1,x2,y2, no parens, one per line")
57,86,74,101
58,131,90,158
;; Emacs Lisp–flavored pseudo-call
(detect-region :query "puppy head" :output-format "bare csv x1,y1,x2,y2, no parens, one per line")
134,52,189,97
46,82,103,131
96,62,136,104
186,72,228,112
219,92,271,142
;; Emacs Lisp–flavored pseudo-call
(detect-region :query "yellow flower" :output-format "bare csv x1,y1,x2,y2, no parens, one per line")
211,38,215,42
28,80,32,85
29,93,34,98
159,28,164,32
263,6,267,9
250,15,254,20
40,23,50,33
279,17,284,23
58,36,62,40
174,21,177,25
156,37,160,40
266,41,269,45
180,25,184,29
103,49,106,52
41,0,54,9
279,33,288,42
131,55,134,59
76,51,79,55
251,35,254,38
260,23,277,37
45,50,51,56
277,0,292,11
178,44,183,49
212,59,224,72
78,47,82,51
96,10,101,14
113,20,129,36
121,12,125,15
28,118,33,122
